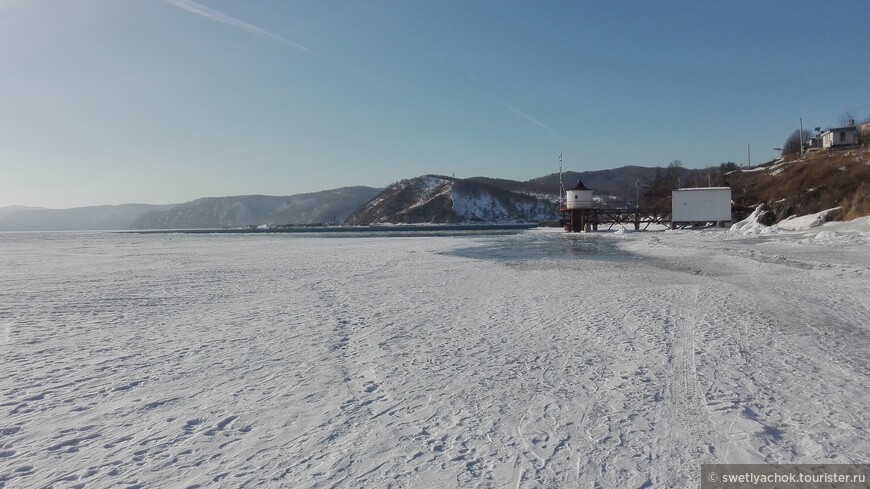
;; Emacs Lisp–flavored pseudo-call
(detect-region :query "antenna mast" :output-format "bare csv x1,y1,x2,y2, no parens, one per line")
558,153,564,208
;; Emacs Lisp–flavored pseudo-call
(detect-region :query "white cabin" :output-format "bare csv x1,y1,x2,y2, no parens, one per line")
672,187,731,225
821,126,858,149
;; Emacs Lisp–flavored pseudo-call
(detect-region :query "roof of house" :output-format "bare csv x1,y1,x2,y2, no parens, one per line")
821,126,858,134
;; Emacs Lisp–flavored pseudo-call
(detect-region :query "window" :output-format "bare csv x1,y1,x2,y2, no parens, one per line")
840,131,846,142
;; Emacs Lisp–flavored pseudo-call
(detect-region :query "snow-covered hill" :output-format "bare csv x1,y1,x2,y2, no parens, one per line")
345,175,557,224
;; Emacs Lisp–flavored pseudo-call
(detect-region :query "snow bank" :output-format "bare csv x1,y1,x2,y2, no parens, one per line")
729,206,774,235
730,207,864,239
775,207,839,231
818,215,870,234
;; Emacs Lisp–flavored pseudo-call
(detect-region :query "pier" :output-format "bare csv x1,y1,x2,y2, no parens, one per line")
560,207,672,232
557,175,739,233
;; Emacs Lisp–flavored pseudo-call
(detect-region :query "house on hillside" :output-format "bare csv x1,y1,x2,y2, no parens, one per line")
805,135,821,152
821,125,858,150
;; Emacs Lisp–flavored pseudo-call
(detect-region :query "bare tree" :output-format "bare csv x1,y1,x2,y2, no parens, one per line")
840,111,857,126
782,129,813,156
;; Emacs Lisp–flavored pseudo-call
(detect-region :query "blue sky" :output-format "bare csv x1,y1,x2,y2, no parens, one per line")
1,0,868,208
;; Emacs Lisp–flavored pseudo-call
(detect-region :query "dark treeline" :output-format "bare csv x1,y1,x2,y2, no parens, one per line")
641,160,741,208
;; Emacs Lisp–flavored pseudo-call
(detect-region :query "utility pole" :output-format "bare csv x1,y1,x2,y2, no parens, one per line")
799,118,804,154
747,144,751,168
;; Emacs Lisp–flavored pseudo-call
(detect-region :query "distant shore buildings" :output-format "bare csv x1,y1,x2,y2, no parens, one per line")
806,119,862,152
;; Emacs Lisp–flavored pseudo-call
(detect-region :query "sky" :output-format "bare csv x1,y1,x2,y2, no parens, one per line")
1,0,868,208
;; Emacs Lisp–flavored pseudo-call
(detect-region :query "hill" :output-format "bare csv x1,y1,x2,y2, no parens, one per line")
345,175,555,225
469,165,727,206
131,186,381,229
724,147,870,223
527,166,662,201
467,166,658,203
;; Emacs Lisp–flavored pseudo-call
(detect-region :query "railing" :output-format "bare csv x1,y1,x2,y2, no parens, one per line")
560,208,672,231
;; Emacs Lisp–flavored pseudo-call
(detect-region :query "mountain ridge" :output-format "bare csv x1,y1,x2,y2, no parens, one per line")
345,175,556,225
4,150,866,231
129,186,382,229
0,204,176,232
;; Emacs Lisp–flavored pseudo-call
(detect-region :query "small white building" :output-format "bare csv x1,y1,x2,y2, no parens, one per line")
564,187,594,209
671,187,731,228
821,126,858,150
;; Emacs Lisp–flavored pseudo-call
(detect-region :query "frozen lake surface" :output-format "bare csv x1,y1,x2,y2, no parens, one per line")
445,231,633,262
1,226,869,488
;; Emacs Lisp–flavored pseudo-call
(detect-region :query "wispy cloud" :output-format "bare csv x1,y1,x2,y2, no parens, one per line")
502,102,562,139
164,0,312,53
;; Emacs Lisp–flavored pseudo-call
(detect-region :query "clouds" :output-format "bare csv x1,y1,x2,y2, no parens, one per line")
163,0,311,53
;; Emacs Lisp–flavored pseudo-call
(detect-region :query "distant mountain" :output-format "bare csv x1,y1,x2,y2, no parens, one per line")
469,166,681,203
130,186,381,229
0,204,175,231
12,157,832,232
0,205,45,219
528,166,663,201
345,175,556,225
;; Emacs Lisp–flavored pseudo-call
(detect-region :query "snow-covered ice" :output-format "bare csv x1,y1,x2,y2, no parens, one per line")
1,225,869,487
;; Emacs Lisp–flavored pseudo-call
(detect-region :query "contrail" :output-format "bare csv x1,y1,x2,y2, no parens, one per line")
502,102,562,138
164,0,312,53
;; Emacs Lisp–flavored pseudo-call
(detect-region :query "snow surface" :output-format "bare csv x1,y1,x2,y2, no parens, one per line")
1,226,869,487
